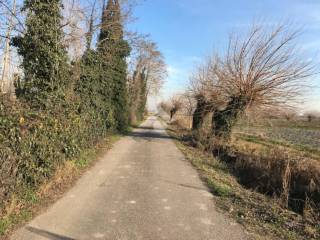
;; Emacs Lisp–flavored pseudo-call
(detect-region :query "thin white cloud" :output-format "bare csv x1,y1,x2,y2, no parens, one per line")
167,65,181,76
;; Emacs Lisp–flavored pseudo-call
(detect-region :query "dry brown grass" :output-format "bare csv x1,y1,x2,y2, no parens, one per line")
165,115,320,239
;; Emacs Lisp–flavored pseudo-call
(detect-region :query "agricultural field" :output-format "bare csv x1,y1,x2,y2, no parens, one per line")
172,114,320,155
234,118,320,158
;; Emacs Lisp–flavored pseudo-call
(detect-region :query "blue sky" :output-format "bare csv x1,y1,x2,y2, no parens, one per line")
129,0,320,111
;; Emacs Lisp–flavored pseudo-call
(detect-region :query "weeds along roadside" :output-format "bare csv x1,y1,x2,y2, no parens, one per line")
162,116,320,240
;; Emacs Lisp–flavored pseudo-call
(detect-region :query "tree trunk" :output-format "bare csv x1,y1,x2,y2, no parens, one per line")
170,109,174,120
1,0,16,94
211,96,247,140
192,97,210,131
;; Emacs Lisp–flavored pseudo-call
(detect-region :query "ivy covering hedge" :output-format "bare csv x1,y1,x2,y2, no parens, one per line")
0,0,130,213
0,97,111,211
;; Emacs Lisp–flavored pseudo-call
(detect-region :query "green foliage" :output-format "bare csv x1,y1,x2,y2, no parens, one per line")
0,0,136,226
192,95,211,131
98,0,131,131
2,103,59,186
136,70,148,121
0,208,33,235
129,68,148,124
76,49,115,132
212,96,249,140
0,218,10,235
207,179,232,197
12,0,69,107
0,98,109,204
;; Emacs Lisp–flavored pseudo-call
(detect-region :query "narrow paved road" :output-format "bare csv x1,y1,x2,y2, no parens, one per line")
11,117,248,240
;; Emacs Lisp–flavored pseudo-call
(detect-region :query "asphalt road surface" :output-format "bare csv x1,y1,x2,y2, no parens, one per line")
11,116,248,240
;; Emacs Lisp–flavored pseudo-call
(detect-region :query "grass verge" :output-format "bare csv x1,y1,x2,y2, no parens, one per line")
0,134,122,240
166,124,320,240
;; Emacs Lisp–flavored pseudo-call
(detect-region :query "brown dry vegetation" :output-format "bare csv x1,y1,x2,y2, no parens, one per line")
165,115,320,239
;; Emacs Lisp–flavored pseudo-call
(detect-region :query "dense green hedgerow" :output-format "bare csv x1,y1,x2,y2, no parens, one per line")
0,97,114,212
0,0,132,220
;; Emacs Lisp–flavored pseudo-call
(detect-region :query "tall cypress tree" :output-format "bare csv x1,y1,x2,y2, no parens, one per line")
12,0,68,107
98,0,130,131
137,69,148,121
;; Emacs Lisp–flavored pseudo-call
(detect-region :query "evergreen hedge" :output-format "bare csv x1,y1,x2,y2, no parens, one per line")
0,0,131,214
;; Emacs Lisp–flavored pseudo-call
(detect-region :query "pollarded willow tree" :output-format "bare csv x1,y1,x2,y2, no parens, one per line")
189,24,314,142
12,0,69,107
189,58,224,131
98,0,131,131
168,96,183,120
210,24,314,140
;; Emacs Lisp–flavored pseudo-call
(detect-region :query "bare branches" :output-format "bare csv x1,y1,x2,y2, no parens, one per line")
191,23,315,113
62,0,88,60
129,36,167,96
0,0,24,32
189,56,225,110
0,0,17,95
168,95,183,120
158,95,184,120
188,23,316,139
217,23,315,109
128,36,166,124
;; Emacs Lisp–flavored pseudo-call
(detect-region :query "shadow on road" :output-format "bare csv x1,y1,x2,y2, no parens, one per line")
26,226,76,240
127,131,175,141
159,178,210,192
134,125,169,131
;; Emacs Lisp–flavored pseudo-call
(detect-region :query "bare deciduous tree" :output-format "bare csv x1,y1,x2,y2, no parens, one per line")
63,0,87,60
129,38,167,94
158,96,183,121
128,37,167,123
187,23,315,142
189,57,224,131
210,23,315,140
179,92,196,129
0,0,17,96
61,0,141,58
169,95,183,121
